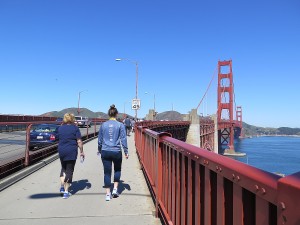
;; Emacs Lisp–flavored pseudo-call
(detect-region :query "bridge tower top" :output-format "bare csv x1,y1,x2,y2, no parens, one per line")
217,60,234,124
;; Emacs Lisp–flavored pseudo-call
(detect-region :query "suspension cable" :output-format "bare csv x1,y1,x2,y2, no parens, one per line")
196,66,218,110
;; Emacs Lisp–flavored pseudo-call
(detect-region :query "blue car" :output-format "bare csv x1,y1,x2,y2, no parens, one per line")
56,117,63,122
29,123,60,150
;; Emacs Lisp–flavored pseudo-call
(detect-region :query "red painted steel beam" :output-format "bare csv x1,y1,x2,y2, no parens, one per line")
160,136,279,204
175,150,181,225
256,197,269,225
134,122,300,225
277,172,300,225
217,60,236,151
0,115,57,122
232,183,243,225
25,124,32,166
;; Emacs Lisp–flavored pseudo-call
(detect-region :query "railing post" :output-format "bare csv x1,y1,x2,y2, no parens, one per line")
25,124,32,167
86,124,89,138
138,126,148,168
155,132,172,218
94,120,96,137
277,172,300,225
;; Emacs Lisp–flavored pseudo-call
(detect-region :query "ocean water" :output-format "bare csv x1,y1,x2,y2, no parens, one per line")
231,136,300,176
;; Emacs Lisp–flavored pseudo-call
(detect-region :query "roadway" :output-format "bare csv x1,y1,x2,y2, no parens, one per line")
0,125,100,166
0,131,26,164
0,134,162,225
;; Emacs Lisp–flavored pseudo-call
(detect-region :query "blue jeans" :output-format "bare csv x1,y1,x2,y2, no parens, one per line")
101,151,122,188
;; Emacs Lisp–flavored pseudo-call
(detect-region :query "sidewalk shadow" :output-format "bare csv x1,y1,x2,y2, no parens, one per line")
29,179,91,199
29,193,60,199
69,179,91,195
117,180,131,194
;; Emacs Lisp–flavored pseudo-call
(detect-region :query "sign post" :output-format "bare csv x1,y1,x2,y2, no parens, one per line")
132,99,141,110
132,99,140,120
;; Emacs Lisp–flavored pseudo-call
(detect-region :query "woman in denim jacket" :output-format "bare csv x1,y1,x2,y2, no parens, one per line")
98,104,129,201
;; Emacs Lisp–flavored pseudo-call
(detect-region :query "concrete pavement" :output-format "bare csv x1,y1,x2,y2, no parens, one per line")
0,134,162,225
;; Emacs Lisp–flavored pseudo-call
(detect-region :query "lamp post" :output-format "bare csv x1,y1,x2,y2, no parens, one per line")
124,102,126,118
145,91,156,115
123,101,131,119
115,58,139,121
77,90,87,115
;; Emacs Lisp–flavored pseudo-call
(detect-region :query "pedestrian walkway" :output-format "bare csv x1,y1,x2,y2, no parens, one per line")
0,134,162,225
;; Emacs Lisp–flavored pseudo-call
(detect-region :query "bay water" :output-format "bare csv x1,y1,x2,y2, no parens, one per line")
231,136,300,176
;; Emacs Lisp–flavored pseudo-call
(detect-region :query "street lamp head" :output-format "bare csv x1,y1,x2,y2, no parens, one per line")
115,57,138,121
79,89,88,94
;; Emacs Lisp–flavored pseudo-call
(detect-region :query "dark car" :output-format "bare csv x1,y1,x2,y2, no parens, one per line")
56,117,63,122
29,123,60,150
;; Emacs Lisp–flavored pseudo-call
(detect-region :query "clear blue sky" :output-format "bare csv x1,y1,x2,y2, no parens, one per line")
1,0,299,128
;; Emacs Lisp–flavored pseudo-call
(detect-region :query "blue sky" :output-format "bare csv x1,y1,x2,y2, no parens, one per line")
0,0,299,128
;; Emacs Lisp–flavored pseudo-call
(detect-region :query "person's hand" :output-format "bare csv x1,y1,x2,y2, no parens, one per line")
125,154,129,159
80,151,85,160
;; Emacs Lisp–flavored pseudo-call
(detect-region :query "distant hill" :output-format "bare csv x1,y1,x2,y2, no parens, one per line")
41,107,108,119
41,108,123,120
155,110,184,121
242,122,300,136
41,108,184,121
40,108,300,136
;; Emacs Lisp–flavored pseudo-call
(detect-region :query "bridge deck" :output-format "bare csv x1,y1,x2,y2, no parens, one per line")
0,135,162,225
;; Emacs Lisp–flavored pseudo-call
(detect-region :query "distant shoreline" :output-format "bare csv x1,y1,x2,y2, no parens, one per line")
244,135,300,138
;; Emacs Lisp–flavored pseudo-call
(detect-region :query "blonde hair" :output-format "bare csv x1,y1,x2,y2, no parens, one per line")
63,113,75,124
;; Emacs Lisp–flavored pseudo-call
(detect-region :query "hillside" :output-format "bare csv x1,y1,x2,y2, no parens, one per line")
40,107,131,120
155,110,184,121
242,122,300,136
40,108,300,136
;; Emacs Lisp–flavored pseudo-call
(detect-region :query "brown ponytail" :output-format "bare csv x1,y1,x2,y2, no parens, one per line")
108,104,118,118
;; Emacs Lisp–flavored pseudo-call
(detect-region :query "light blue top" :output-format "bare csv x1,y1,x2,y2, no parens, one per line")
98,119,128,154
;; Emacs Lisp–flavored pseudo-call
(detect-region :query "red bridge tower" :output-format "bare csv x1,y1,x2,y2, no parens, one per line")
217,60,243,154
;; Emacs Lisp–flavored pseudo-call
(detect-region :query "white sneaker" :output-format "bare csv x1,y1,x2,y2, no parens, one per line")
112,188,119,198
105,193,112,201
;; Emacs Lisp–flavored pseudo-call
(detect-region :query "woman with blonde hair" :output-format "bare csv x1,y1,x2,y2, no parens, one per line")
58,113,85,199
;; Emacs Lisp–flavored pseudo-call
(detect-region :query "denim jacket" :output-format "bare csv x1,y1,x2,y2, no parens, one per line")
98,119,128,154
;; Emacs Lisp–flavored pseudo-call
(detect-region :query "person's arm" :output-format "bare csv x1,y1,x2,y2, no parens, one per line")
77,139,84,158
120,124,129,158
98,125,103,154
75,126,84,159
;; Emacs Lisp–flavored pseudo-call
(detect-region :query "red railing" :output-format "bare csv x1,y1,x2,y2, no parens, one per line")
0,114,56,122
135,123,300,225
0,121,101,179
